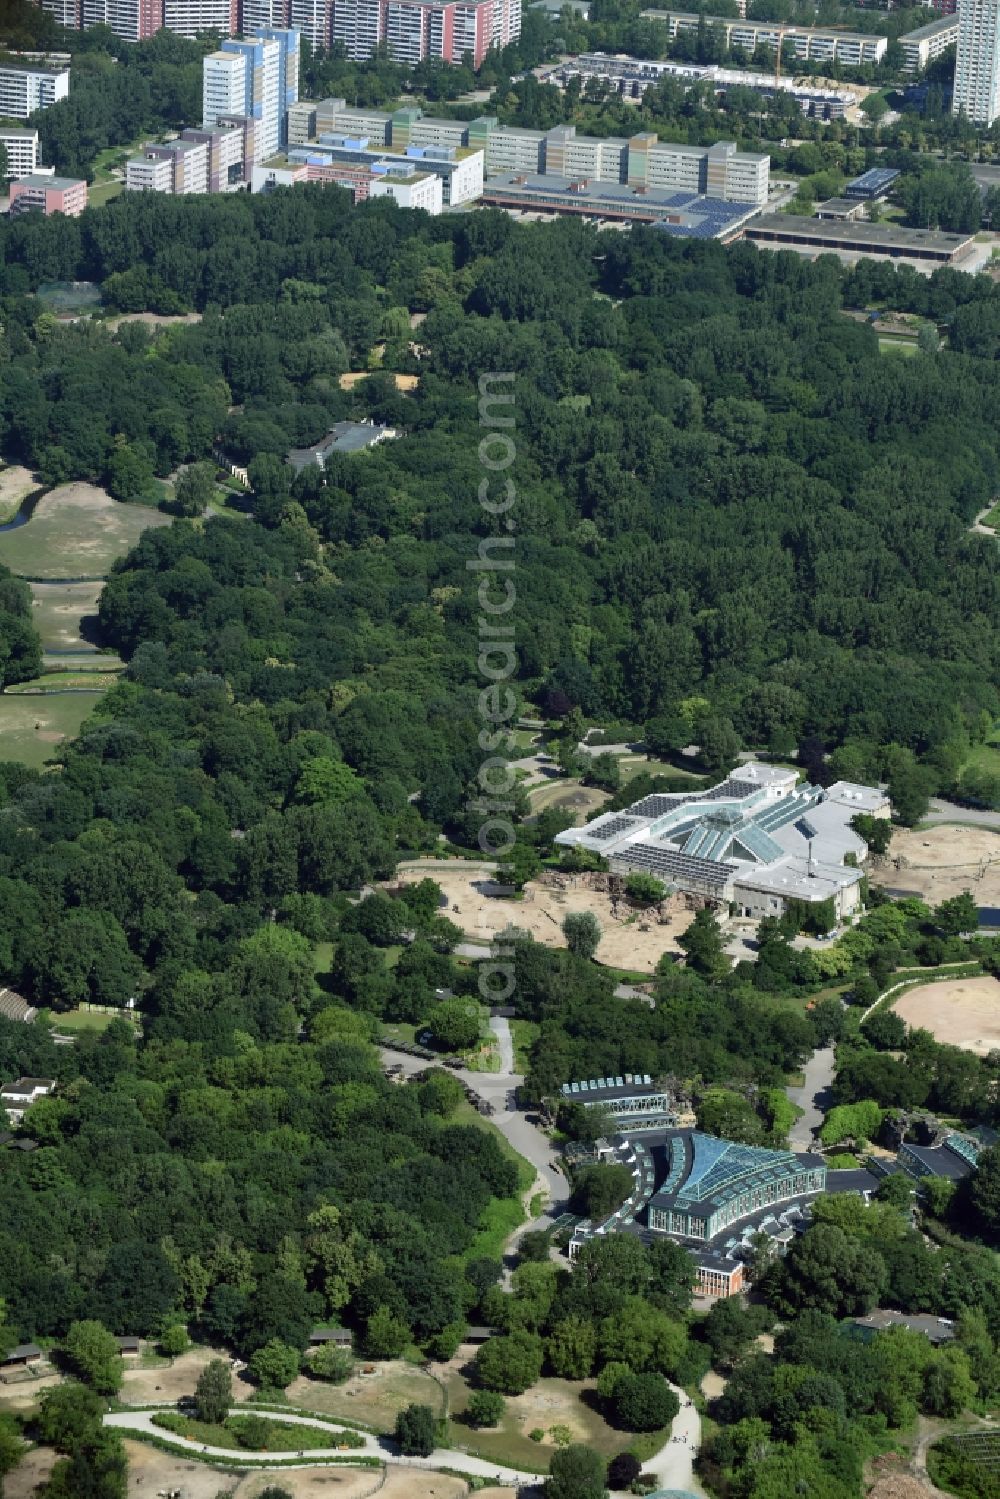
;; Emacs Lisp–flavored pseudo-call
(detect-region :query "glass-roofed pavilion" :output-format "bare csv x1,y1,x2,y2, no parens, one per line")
647,1131,826,1241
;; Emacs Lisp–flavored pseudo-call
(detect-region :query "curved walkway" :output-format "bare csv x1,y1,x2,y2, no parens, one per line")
640,1382,706,1497
104,1408,537,1485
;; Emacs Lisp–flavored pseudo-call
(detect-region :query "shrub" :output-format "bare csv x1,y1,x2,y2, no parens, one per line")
467,1389,506,1427
608,1451,642,1490
159,1323,189,1357
395,1402,437,1457
612,1372,679,1432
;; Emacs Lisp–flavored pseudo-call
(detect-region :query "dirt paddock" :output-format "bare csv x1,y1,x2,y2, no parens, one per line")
893,976,1000,1054
887,826,1000,906
123,1444,474,1499
120,1348,254,1407
394,862,690,973
4,1444,57,1498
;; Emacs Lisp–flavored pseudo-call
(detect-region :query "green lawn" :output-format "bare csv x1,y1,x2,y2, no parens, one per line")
151,1410,364,1452
0,691,104,769
0,485,170,580
291,1363,444,1434
29,581,105,651
961,738,1000,778
878,336,917,357
46,1007,137,1034
88,180,122,208
381,1021,418,1048
617,755,703,785
510,1017,539,1072
444,1370,669,1472
981,502,1000,530
450,1096,534,1261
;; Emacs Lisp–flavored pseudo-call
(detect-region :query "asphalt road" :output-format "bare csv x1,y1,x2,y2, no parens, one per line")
923,797,1000,831
786,1046,836,1150
971,162,1000,195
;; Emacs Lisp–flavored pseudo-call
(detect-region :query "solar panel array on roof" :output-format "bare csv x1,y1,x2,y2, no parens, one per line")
588,815,643,841
623,845,730,888
753,788,820,833
629,794,687,818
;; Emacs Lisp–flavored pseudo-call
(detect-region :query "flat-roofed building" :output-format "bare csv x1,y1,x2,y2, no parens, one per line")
126,123,246,193
548,53,858,119
370,165,443,211
1,1076,56,1124
745,213,976,265
9,173,87,216
899,13,959,70
844,166,899,200
479,122,545,174
0,129,40,179
0,63,69,119
203,33,282,162
328,0,518,62
393,106,467,150
557,761,868,919
815,196,867,220
243,0,290,25
38,0,82,24
310,133,484,203
315,98,392,143
482,171,761,230
641,9,888,63
559,1076,678,1131
288,99,318,144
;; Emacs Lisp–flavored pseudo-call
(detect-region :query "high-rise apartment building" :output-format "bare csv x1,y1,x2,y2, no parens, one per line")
81,0,162,37
255,25,299,144
0,128,41,178
330,0,381,56
289,0,328,47
242,0,289,23
330,0,518,63
163,0,238,36
0,63,70,119
952,0,1000,124
203,29,295,160
37,0,81,26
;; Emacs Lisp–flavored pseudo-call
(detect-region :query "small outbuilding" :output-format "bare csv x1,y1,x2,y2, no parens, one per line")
309,1327,353,1348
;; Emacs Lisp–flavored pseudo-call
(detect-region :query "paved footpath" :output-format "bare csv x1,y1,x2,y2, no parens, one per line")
104,1408,537,1485
640,1383,707,1496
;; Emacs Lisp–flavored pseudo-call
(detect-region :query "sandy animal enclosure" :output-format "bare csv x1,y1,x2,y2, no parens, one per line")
893,976,1000,1055
236,1471,466,1499
120,1347,254,1406
887,826,1000,906
395,861,689,973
